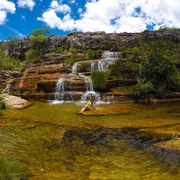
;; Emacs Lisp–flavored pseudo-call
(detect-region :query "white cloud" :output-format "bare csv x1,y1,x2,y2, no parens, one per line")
37,0,73,30
0,0,16,13
50,0,71,13
37,0,180,33
38,9,61,28
0,0,15,24
17,0,35,11
0,11,7,24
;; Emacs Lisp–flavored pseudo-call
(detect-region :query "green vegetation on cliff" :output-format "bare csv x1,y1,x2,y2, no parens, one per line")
107,37,180,99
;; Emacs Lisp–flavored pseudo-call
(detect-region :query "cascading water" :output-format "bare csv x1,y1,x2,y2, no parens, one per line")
79,73,93,91
97,52,119,71
101,52,119,59
52,52,119,104
54,76,74,103
72,63,78,73
1,83,11,94
98,59,115,71
91,62,95,72
90,52,120,72
79,73,101,102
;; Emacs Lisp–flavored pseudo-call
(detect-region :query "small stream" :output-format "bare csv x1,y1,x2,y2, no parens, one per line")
0,102,180,179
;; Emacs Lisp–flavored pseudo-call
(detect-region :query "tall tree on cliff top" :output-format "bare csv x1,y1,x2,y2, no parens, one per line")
26,28,50,63
29,28,50,50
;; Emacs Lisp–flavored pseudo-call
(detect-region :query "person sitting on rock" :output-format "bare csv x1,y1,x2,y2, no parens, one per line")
79,97,96,113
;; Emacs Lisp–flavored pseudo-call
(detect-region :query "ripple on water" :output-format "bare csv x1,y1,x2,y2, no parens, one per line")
0,120,180,179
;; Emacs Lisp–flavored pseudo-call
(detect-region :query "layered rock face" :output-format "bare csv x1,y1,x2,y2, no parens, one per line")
6,61,96,101
1,30,180,102
19,64,69,92
6,30,180,59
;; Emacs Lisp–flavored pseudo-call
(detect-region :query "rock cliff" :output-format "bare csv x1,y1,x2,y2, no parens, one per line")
1,30,180,103
5,30,180,59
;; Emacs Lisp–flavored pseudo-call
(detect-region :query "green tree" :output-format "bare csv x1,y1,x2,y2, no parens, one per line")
27,28,50,63
133,79,154,102
29,27,50,51
87,49,102,60
108,60,139,79
141,40,179,91
29,28,50,45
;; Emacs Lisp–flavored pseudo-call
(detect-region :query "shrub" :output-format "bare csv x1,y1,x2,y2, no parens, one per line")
65,56,83,66
0,99,5,116
25,49,43,63
0,100,6,110
132,79,154,102
108,61,139,79
87,49,102,60
0,51,21,70
0,156,27,180
91,71,108,90
78,64,87,72
69,46,84,54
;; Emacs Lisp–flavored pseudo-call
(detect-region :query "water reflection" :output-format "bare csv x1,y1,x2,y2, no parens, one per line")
0,102,180,179
0,119,180,179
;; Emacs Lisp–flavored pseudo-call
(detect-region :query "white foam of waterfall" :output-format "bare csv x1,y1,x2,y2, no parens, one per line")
91,62,95,72
53,76,74,103
101,52,119,59
79,73,93,91
80,91,100,102
78,73,103,104
90,52,119,72
72,63,78,73
98,59,115,71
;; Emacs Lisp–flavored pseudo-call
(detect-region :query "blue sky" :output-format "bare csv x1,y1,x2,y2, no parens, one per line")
0,0,180,41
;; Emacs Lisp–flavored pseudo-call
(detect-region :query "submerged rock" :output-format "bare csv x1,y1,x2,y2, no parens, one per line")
80,106,132,116
155,137,180,151
0,94,31,109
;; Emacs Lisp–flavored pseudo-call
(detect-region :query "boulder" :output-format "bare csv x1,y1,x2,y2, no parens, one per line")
0,94,32,109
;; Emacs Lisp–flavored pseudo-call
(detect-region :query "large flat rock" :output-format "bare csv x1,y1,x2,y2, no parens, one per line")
80,106,132,116
0,94,32,109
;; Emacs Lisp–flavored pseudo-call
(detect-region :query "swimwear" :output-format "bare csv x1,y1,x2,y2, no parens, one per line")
87,101,92,106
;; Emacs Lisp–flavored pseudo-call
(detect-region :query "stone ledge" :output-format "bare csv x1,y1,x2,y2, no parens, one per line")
0,94,32,109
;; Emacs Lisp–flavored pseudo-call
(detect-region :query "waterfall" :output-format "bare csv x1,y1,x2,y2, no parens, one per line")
78,73,101,102
91,62,95,72
72,63,78,73
98,52,119,71
101,52,119,59
90,52,120,72
98,59,115,71
54,77,74,103
52,52,120,104
2,83,11,94
79,73,93,91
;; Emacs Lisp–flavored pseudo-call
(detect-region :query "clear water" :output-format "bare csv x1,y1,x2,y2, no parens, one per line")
0,101,180,179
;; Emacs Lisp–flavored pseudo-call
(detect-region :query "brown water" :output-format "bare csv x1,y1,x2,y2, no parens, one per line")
0,101,180,179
